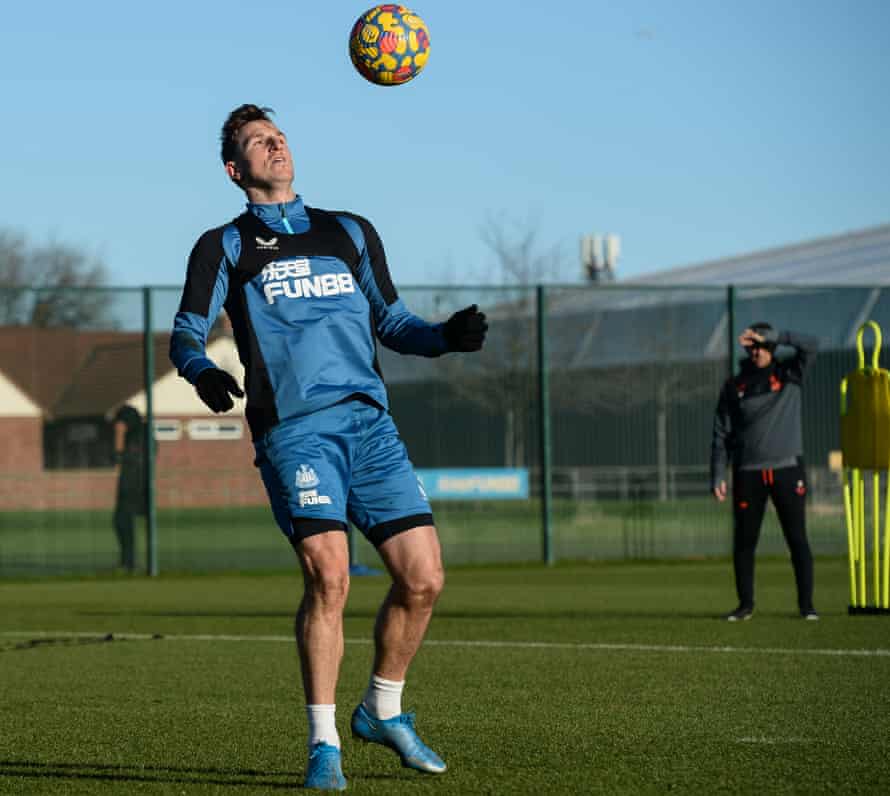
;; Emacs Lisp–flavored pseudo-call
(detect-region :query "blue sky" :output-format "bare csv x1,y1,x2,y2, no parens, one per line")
1,1,888,288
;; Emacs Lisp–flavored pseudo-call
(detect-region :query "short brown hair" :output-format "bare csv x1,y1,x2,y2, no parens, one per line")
220,104,275,164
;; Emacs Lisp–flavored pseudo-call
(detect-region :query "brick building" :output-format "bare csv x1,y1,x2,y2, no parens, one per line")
0,328,261,511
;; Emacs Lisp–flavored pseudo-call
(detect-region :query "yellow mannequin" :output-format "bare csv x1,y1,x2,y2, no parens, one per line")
841,321,890,611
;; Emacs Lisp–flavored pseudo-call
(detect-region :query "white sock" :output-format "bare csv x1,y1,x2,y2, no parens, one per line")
306,704,339,750
362,675,405,720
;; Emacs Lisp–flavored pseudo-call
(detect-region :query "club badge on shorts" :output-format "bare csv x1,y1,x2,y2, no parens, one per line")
296,464,320,489
795,480,807,496
296,464,332,508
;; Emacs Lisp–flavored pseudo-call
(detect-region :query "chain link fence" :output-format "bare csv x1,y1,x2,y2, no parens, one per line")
0,283,877,576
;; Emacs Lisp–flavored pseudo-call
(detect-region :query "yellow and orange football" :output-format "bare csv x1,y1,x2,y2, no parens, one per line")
349,5,430,86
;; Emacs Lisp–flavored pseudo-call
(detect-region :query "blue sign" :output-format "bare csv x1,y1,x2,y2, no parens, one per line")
416,468,529,500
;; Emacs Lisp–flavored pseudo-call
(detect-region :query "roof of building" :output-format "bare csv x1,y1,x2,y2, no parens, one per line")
627,222,890,286
51,335,171,418
0,327,219,419
0,328,142,414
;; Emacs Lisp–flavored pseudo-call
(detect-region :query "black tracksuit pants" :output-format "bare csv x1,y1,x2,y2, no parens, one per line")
732,463,814,614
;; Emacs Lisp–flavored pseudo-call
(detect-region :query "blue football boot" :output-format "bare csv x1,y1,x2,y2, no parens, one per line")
350,704,446,774
304,742,347,791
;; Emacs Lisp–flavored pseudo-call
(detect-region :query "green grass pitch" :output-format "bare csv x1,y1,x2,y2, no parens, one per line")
2,557,889,794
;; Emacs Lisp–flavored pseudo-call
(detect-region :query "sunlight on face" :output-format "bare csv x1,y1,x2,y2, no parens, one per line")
231,120,294,187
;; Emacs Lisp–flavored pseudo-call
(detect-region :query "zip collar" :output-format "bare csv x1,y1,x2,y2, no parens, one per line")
246,195,308,234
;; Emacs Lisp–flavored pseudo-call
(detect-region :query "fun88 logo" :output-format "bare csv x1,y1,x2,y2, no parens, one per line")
261,258,356,305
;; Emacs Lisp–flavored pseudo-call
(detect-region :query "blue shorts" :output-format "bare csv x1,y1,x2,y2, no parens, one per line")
253,399,433,548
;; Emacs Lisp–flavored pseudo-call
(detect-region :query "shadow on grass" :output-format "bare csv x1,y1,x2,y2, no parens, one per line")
0,634,155,654
0,759,414,789
0,759,297,789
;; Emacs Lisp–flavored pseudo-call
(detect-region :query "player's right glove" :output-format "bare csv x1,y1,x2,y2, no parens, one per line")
444,304,488,352
195,368,244,413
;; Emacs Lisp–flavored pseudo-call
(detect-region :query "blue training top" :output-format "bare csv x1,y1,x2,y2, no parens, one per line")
169,196,448,439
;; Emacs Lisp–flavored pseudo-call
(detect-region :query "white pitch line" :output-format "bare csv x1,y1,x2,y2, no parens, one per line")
2,631,890,658
736,736,812,745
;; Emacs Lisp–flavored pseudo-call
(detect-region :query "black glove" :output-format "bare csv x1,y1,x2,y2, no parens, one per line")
444,304,488,352
195,368,244,413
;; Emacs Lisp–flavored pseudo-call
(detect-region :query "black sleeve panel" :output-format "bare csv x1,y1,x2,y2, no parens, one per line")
335,211,398,306
779,329,820,383
710,380,735,487
177,225,228,317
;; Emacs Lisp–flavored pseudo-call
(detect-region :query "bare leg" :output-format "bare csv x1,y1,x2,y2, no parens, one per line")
295,531,351,704
350,525,447,774
372,525,444,680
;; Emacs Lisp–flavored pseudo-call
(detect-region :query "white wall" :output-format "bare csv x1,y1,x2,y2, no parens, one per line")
0,371,42,417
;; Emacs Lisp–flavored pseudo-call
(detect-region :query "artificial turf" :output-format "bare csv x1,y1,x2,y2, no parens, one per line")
1,558,889,794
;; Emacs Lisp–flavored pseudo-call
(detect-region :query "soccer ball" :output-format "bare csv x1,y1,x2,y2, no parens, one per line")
349,5,430,86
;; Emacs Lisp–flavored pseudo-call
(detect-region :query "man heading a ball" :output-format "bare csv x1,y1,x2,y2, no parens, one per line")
170,104,487,790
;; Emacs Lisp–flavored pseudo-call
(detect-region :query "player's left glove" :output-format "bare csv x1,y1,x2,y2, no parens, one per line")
444,304,488,352
195,367,244,413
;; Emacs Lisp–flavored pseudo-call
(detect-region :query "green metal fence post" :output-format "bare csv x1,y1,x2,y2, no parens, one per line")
537,285,554,565
143,287,158,577
727,284,736,380
726,284,736,547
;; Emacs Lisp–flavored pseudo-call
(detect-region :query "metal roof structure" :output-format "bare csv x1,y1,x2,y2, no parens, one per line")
383,221,890,381
627,222,890,286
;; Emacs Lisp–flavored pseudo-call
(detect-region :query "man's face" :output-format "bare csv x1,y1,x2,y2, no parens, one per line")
226,120,294,189
747,344,773,369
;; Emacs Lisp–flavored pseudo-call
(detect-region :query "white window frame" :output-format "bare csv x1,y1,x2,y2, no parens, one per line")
152,419,183,441
186,419,244,441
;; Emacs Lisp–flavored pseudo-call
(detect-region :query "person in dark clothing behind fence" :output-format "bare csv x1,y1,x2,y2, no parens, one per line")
710,323,820,622
112,404,146,571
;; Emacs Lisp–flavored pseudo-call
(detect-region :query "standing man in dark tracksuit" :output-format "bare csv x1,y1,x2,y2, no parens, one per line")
111,404,146,572
710,322,820,622
170,104,487,790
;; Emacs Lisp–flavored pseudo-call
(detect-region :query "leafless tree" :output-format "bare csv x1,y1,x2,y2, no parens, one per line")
478,213,567,285
440,215,569,466
0,228,112,327
0,230,29,324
